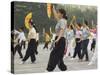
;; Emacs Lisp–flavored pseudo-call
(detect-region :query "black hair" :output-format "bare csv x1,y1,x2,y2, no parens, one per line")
77,23,82,28
58,9,68,20
19,27,24,31
84,20,88,25
70,25,74,30
32,24,39,33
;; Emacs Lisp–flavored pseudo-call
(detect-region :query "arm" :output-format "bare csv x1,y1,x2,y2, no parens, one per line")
52,5,59,21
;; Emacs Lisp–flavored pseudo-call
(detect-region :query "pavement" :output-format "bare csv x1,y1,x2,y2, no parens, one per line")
14,43,97,74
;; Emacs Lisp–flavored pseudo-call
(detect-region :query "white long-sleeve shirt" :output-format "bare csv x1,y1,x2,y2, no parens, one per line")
28,27,37,40
16,32,26,44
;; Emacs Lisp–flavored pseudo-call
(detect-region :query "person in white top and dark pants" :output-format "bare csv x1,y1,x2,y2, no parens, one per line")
22,22,37,64
14,27,26,58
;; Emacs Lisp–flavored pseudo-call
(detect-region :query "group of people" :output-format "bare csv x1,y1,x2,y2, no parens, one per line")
11,5,97,72
12,20,39,64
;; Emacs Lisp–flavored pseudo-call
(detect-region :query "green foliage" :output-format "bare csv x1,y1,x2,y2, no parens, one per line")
13,2,97,42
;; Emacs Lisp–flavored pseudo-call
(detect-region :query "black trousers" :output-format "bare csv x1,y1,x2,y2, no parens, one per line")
35,41,39,54
21,41,26,49
14,44,23,58
80,39,89,61
43,41,49,49
91,39,96,51
22,39,37,63
73,38,81,59
47,36,67,72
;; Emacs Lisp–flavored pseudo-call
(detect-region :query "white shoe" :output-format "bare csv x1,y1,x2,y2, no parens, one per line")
88,62,93,65
19,61,25,64
70,58,74,60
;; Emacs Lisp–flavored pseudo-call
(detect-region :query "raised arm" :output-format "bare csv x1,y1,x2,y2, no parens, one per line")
52,5,59,21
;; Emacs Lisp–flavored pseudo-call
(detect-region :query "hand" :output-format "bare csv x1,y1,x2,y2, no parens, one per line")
35,51,38,55
78,40,81,43
55,40,59,44
53,5,55,9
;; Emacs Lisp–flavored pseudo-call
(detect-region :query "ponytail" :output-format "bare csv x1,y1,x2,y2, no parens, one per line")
63,15,68,20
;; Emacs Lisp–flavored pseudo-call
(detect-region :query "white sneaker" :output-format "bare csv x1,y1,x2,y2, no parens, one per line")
70,58,74,60
19,61,25,64
88,62,93,65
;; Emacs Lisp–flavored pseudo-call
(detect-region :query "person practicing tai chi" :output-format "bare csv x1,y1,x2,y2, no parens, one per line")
64,24,75,58
46,5,67,72
14,27,26,59
21,21,37,64
80,20,90,61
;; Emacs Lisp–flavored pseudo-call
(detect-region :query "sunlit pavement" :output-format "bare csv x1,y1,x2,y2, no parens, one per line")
14,43,97,74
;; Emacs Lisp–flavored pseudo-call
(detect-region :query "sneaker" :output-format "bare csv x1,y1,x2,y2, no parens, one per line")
88,62,93,65
19,61,25,64
70,58,74,60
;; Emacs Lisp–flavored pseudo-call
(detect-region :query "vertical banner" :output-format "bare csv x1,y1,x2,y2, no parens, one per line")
47,3,52,18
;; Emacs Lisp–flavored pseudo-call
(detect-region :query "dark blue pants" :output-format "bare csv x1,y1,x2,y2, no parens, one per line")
81,39,89,61
73,38,82,59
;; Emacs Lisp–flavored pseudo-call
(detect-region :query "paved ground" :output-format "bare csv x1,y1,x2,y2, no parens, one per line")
14,43,97,74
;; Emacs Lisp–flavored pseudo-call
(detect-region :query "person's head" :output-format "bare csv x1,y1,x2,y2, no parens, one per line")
18,27,24,32
69,24,74,30
57,9,68,20
83,20,88,27
76,23,81,30
29,19,33,29
78,23,82,28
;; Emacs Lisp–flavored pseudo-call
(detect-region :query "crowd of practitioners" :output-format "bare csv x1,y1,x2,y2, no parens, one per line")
11,5,97,72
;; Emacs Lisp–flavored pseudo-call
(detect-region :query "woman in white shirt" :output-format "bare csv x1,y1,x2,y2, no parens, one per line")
14,28,26,58
64,25,75,58
21,23,37,64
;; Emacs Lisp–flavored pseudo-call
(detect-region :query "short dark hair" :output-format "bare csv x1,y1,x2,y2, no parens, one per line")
19,27,24,31
58,9,68,20
84,20,88,25
77,23,82,28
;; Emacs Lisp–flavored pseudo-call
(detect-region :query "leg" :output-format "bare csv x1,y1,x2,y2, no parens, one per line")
22,50,30,62
77,42,82,59
85,39,89,61
58,59,67,71
17,44,23,58
81,39,89,60
30,53,36,63
43,42,46,49
14,45,18,56
45,42,49,49
65,42,70,57
73,39,79,58
17,48,23,58
46,50,58,72
85,50,89,61
73,45,78,58
23,41,26,49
